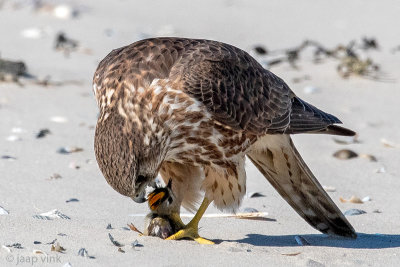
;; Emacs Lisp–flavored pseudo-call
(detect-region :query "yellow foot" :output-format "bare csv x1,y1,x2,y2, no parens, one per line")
166,226,214,245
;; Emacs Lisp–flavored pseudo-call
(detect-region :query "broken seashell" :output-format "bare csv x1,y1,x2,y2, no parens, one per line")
1,155,17,161
33,209,70,220
49,173,62,179
57,147,83,154
68,161,81,169
322,186,336,192
333,149,358,159
11,127,24,133
362,196,371,202
66,198,79,203
51,242,66,253
375,166,386,173
20,27,46,39
339,196,363,204
0,206,9,215
53,5,78,19
77,248,95,258
303,85,319,94
33,249,46,255
6,243,23,249
6,135,21,142
333,135,360,145
344,209,366,216
381,138,400,148
118,247,125,253
1,245,11,253
247,192,266,198
50,116,68,123
108,233,123,247
253,45,268,55
359,154,377,162
36,129,51,138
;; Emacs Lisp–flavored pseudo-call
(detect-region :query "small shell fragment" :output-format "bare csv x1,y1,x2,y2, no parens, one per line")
33,249,46,255
344,209,366,216
303,85,319,94
322,186,336,192
333,135,360,145
77,248,94,259
50,116,68,123
254,45,268,55
106,224,113,229
53,5,78,19
6,135,21,142
131,240,143,248
375,166,386,173
108,233,123,247
1,155,17,161
359,154,377,162
57,147,83,154
295,235,310,246
118,247,125,253
362,196,371,202
333,149,358,160
51,242,66,253
49,173,62,179
0,206,9,215
66,198,79,203
381,138,400,148
36,129,51,138
33,209,70,220
339,196,363,204
6,243,23,249
247,192,266,198
1,245,11,253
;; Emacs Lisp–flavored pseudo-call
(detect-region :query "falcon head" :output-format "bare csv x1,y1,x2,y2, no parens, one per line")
94,110,165,204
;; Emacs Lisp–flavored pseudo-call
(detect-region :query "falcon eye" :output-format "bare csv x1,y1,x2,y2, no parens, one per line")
136,175,146,183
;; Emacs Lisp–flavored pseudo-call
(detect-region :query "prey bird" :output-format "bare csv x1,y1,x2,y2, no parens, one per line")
93,37,357,244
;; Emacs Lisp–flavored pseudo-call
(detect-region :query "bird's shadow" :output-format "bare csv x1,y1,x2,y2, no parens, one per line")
216,233,400,249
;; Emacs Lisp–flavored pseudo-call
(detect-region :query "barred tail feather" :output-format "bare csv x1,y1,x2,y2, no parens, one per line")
247,135,356,238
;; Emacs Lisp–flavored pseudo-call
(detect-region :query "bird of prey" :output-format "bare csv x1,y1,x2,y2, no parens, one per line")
93,37,357,244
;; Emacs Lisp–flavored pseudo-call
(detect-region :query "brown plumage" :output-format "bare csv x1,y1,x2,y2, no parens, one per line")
93,37,356,240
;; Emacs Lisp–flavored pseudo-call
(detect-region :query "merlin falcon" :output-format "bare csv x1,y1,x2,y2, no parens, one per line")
93,37,357,244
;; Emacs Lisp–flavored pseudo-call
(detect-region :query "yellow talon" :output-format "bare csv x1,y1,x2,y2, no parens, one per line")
166,197,214,245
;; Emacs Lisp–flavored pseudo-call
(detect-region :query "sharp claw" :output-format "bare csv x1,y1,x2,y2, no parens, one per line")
165,228,214,244
194,237,214,245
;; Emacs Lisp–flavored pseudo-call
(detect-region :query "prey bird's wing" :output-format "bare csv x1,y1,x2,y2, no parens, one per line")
247,135,357,238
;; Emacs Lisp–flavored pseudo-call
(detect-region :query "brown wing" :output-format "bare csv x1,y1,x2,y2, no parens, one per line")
93,37,354,136
169,39,352,135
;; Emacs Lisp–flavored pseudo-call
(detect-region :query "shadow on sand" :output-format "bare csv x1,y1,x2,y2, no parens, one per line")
218,233,400,249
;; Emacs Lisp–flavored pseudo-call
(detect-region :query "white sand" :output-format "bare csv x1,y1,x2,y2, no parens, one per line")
1,0,400,266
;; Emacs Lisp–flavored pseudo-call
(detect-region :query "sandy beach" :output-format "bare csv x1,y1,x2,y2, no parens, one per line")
1,0,400,266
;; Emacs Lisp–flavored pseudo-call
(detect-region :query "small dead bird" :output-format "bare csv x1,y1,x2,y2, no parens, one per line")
144,180,184,239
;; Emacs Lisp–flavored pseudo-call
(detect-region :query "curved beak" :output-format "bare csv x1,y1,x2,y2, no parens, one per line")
131,179,157,203
132,189,147,203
